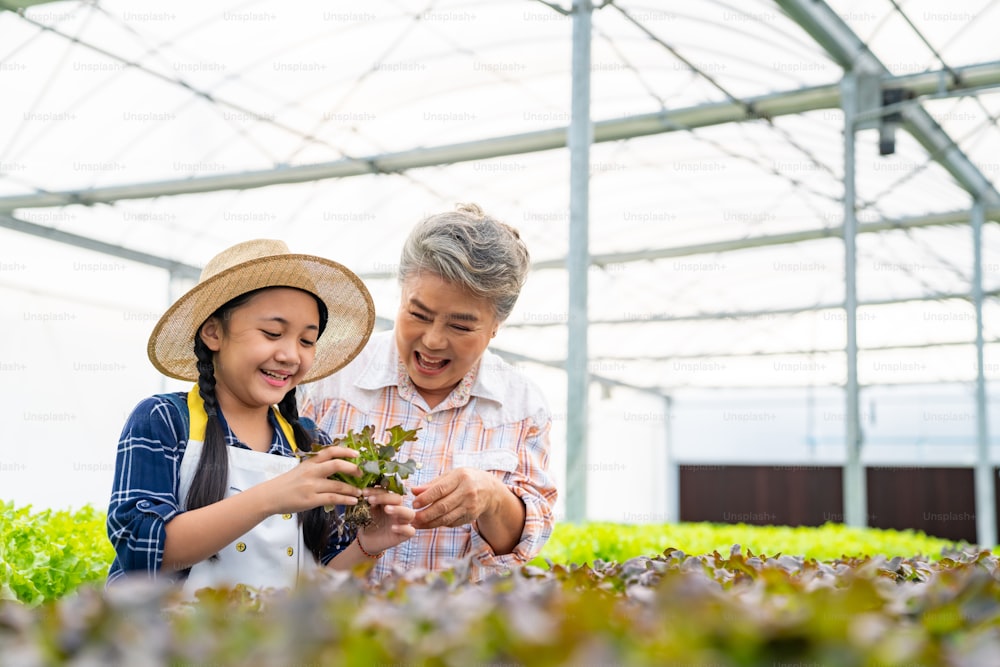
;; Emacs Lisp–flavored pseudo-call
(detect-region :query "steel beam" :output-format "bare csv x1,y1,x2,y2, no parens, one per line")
972,200,997,547
1,61,998,211
352,208,1000,280
565,0,593,522
0,213,201,278
775,0,1000,205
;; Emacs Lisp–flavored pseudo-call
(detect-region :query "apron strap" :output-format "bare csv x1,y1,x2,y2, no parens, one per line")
186,385,298,451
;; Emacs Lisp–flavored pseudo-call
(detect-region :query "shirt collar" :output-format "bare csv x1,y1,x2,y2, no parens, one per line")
396,358,481,410
468,348,507,404
215,405,293,455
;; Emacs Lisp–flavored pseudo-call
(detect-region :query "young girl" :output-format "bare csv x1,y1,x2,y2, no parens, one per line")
107,239,415,594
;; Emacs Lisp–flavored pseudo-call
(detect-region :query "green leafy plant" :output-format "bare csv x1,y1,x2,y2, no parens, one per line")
2,501,982,607
534,521,972,566
5,545,1000,665
0,501,114,605
300,425,420,530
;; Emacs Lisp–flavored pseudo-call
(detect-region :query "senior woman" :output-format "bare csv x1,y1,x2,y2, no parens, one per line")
300,203,557,582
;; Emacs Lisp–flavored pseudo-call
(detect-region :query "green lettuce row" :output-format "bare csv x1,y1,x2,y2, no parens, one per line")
0,501,973,605
2,548,1000,665
0,502,114,606
534,520,973,566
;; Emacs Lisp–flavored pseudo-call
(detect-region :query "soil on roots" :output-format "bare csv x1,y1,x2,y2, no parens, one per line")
344,498,374,532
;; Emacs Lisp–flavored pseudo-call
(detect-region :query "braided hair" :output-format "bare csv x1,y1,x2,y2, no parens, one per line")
184,287,335,563
184,335,230,512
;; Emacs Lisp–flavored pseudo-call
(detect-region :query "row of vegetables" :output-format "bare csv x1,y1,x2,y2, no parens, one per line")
2,501,996,665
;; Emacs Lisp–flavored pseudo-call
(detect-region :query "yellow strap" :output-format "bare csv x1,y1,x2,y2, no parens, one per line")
186,385,298,452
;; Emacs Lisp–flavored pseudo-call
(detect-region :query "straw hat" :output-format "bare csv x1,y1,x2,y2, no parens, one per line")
148,239,375,383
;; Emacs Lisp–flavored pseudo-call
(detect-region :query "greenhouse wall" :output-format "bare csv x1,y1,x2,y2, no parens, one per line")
678,464,992,543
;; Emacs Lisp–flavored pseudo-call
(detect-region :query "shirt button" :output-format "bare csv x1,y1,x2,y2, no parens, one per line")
235,542,247,552
286,546,294,557
282,513,292,520
425,414,432,422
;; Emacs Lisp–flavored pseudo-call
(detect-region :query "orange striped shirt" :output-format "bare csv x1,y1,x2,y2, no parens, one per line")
300,330,557,582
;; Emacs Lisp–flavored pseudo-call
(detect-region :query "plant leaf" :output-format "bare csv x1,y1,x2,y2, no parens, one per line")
384,476,405,495
384,425,420,449
311,424,422,492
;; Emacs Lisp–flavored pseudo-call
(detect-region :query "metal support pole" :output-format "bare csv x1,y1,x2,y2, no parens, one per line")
565,0,593,522
972,199,996,547
841,73,866,527
661,395,678,523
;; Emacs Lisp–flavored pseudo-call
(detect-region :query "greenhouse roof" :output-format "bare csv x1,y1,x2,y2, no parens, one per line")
0,0,1000,392
2,0,1000,396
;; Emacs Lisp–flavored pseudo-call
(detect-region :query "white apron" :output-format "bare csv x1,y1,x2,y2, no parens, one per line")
176,387,318,595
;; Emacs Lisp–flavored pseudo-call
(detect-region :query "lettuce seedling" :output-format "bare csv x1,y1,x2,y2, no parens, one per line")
300,424,420,531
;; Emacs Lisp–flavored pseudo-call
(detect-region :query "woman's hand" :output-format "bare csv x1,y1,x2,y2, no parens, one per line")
258,445,363,515
357,488,416,554
410,468,526,555
410,467,501,528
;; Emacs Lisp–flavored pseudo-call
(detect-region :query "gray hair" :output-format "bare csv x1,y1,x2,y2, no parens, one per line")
398,203,530,322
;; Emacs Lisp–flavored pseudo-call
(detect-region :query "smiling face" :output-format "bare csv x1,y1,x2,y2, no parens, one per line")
199,287,321,415
395,272,499,409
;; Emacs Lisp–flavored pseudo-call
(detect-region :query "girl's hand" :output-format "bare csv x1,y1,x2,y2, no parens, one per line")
259,446,363,515
357,488,416,554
